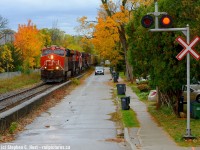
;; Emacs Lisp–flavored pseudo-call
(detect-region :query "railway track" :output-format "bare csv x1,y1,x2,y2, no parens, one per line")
0,83,58,113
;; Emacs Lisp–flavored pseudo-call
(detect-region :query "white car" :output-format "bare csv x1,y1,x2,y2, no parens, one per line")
95,66,104,75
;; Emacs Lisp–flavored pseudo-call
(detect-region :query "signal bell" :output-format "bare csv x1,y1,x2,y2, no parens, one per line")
141,15,154,28
159,15,172,28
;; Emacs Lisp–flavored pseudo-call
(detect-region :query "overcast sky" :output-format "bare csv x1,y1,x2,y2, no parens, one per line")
0,0,101,35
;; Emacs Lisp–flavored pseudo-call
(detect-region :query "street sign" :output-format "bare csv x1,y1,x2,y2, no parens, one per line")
176,36,200,60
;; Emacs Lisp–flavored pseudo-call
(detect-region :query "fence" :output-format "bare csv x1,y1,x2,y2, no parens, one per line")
0,70,40,79
0,71,21,79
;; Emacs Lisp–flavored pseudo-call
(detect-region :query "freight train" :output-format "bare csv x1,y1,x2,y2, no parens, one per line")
40,45,97,82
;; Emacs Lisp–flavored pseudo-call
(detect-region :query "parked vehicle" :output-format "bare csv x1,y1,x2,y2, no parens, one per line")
182,85,200,103
95,66,104,75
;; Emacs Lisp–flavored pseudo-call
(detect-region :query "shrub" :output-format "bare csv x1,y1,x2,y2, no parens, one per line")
137,84,150,92
71,78,80,85
9,122,18,134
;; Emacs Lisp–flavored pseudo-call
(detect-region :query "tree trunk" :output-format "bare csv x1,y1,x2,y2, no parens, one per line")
156,87,161,109
101,0,134,82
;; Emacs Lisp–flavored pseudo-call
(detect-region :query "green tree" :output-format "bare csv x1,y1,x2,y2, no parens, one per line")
0,45,14,72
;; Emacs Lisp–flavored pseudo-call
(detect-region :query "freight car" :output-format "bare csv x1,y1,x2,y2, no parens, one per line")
40,45,97,82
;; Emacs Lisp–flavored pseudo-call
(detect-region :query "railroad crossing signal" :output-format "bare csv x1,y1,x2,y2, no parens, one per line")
141,14,173,29
142,1,198,139
159,15,173,28
141,15,154,28
176,36,200,61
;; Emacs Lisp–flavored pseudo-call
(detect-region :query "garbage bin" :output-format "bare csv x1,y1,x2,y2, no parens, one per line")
121,96,130,110
191,102,200,119
113,72,119,83
116,84,126,95
109,67,113,74
112,71,116,78
113,75,118,83
116,72,119,79
178,96,184,113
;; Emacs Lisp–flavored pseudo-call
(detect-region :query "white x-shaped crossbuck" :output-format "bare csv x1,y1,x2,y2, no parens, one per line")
176,36,200,61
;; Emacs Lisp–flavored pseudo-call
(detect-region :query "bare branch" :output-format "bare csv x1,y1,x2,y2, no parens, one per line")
0,16,8,29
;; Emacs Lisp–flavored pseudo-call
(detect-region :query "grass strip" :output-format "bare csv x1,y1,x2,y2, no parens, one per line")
121,108,139,127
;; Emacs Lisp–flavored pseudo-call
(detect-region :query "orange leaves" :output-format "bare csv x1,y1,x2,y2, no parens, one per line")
14,20,44,68
112,11,129,25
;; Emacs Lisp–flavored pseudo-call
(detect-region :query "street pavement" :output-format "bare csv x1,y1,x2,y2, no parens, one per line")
0,68,130,150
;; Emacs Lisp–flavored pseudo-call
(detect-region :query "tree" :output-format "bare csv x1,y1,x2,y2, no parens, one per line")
0,15,8,30
92,16,123,66
40,28,52,46
0,45,14,73
100,0,132,79
14,20,44,71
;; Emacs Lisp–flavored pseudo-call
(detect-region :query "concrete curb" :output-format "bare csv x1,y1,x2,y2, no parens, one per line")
124,128,137,150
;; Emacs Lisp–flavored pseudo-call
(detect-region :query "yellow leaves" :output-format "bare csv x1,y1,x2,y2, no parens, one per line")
112,11,129,25
92,15,122,65
129,0,153,6
14,20,44,68
78,16,87,24
76,16,95,38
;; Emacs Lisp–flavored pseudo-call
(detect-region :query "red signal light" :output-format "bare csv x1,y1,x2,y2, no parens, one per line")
159,15,172,28
141,15,154,28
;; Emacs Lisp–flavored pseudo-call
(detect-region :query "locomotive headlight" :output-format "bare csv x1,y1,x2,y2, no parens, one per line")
44,66,47,69
50,55,54,59
56,66,59,70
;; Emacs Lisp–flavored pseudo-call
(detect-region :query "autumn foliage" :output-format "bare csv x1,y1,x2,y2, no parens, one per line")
14,20,44,70
92,17,123,65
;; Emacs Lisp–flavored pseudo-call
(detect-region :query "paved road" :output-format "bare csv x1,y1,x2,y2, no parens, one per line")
1,68,130,150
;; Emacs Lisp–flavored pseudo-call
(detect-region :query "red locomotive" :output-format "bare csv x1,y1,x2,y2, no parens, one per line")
40,45,97,82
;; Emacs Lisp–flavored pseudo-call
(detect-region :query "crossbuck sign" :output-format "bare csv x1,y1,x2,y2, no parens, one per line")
176,36,200,60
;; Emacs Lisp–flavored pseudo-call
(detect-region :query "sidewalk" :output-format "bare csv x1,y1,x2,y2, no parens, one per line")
121,81,199,150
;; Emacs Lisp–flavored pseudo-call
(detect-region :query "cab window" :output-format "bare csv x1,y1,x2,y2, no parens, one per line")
42,49,52,56
54,49,65,56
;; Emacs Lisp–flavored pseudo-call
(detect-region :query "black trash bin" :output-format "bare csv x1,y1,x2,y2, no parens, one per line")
112,71,116,78
121,96,130,110
178,96,184,113
116,84,126,95
109,67,113,74
113,73,118,83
